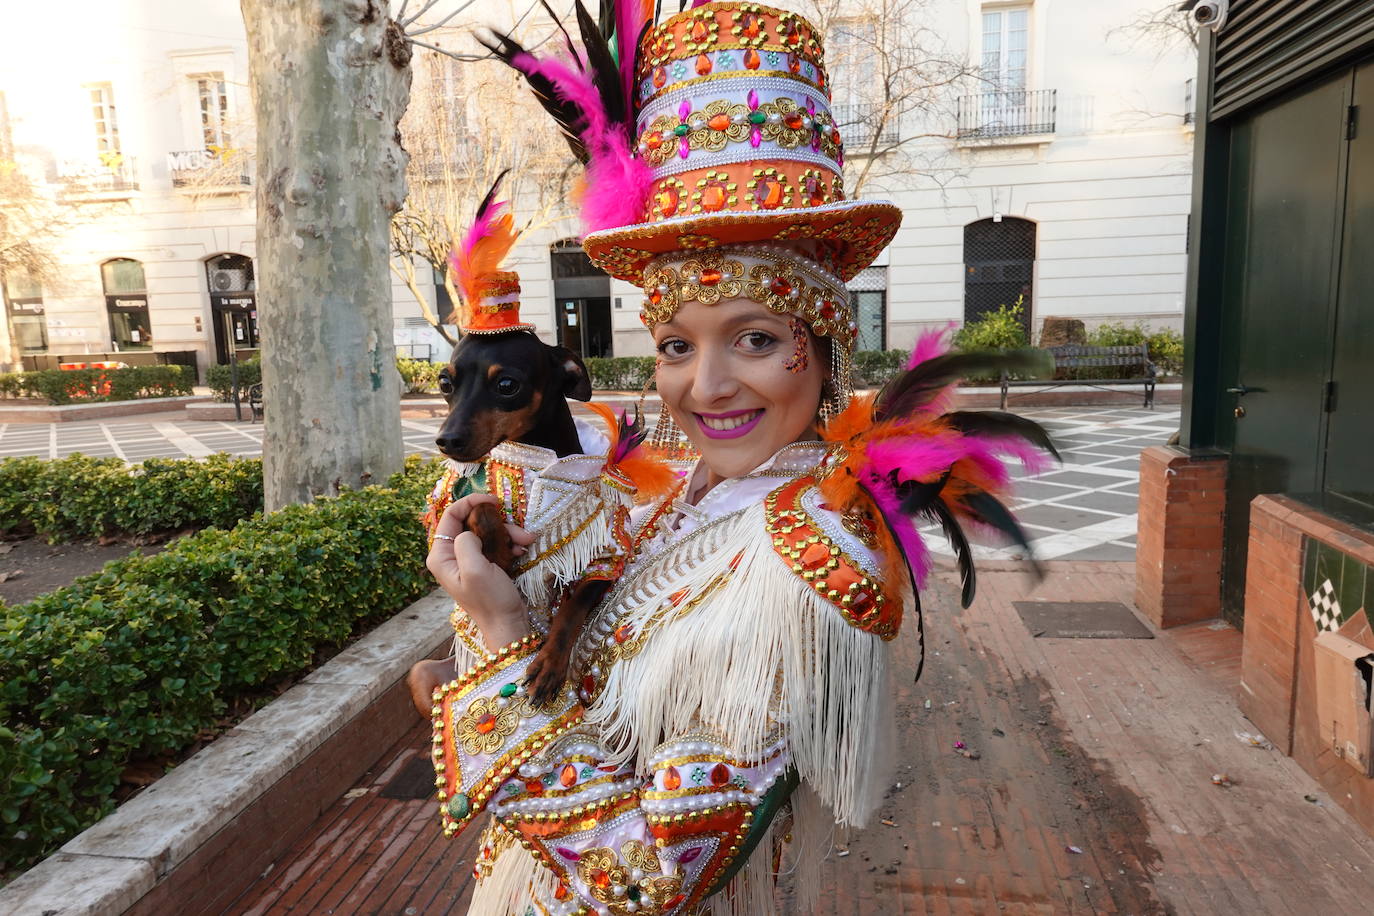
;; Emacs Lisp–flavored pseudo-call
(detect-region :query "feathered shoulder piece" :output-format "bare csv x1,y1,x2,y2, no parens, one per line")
817,329,1059,607
478,0,654,235
584,401,679,504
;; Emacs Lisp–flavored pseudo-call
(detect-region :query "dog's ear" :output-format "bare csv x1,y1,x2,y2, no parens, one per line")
551,346,593,402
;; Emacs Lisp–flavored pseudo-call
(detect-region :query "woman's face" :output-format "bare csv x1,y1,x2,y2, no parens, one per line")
652,297,825,481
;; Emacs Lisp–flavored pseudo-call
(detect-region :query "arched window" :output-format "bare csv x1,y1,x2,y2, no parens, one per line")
101,258,151,350
963,217,1035,338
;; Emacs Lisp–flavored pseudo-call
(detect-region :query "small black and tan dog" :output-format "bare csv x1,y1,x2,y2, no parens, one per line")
408,329,612,713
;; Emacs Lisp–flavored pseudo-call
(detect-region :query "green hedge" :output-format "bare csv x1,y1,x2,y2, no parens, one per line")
205,357,262,402
0,366,193,405
397,358,445,394
0,455,441,876
0,454,264,543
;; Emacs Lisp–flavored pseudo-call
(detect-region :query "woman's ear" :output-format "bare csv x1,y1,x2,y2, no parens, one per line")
551,346,593,401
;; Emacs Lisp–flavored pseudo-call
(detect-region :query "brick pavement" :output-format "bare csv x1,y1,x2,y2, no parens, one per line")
223,560,1374,915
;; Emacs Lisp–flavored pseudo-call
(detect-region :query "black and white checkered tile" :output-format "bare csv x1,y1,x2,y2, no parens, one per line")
1308,578,1342,633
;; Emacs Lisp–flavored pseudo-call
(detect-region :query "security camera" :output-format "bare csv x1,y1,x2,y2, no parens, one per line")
1183,0,1229,32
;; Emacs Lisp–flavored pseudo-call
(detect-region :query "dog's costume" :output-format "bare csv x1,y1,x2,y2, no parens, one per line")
423,182,671,667
430,5,1057,914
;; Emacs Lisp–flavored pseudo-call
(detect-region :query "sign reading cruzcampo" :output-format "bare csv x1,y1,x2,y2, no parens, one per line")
111,297,148,309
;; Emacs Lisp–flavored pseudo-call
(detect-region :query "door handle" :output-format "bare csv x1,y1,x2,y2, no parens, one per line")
1226,385,1264,396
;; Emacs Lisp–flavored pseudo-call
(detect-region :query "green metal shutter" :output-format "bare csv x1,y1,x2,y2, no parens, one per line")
1212,0,1374,119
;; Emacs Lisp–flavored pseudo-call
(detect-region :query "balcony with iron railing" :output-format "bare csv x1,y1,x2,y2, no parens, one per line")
831,102,900,150
54,154,139,198
956,89,1057,143
168,148,252,190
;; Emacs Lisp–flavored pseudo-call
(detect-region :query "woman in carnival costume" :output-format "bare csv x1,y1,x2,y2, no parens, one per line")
426,3,1057,913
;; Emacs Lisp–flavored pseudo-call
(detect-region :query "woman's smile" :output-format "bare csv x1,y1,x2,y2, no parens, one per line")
695,408,765,438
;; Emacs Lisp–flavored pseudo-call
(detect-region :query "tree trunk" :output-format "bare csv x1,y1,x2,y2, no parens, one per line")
242,0,411,509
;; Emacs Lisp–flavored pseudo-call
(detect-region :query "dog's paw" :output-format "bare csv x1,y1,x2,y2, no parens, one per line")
523,648,571,708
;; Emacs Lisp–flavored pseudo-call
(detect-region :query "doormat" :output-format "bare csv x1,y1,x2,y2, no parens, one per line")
380,754,438,800
1014,601,1155,639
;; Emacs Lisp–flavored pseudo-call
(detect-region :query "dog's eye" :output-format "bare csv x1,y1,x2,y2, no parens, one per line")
438,374,454,396
495,377,520,397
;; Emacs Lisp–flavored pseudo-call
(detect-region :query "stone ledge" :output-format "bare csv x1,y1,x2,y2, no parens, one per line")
0,589,453,915
0,396,211,423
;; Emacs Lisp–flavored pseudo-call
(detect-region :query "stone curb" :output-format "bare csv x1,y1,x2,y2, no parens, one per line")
0,590,454,915
0,396,212,423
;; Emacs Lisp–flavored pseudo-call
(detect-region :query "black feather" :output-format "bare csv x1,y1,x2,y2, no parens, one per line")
473,168,511,226
475,30,590,161
931,500,976,607
538,0,583,69
896,469,950,517
875,349,1053,422
962,490,1044,581
856,480,926,682
573,0,627,127
941,410,1061,461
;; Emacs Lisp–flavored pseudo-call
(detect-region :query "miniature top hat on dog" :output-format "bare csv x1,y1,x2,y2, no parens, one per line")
450,171,535,336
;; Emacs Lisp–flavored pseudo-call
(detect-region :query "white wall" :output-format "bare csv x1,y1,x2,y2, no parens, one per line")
1,0,1195,371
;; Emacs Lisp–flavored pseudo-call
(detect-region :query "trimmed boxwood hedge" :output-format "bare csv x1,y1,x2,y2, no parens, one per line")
0,454,265,543
0,456,441,876
0,366,193,405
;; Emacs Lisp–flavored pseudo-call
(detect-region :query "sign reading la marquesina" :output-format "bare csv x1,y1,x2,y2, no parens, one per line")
211,292,256,312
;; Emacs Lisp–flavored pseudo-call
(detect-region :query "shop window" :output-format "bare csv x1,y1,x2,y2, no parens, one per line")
3,267,47,353
101,258,151,350
847,266,888,351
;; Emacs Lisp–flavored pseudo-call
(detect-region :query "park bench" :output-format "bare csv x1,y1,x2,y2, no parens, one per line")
1000,343,1156,409
247,383,264,422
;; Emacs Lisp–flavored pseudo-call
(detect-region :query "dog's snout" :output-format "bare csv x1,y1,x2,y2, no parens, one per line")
435,432,468,456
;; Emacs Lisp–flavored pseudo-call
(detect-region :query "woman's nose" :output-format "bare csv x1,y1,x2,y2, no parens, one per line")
689,348,739,405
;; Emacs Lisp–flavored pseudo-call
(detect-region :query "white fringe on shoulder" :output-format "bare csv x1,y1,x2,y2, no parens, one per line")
467,832,558,916
584,505,892,828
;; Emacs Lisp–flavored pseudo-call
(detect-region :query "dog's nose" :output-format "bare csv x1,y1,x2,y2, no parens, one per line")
435,434,467,456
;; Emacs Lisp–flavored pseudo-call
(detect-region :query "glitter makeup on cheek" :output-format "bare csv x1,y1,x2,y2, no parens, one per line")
783,318,810,374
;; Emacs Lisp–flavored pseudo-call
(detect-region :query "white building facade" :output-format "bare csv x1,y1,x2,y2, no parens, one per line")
0,0,1194,373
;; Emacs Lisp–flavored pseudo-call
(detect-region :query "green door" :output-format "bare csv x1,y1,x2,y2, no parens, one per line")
1218,71,1351,618
1323,61,1374,516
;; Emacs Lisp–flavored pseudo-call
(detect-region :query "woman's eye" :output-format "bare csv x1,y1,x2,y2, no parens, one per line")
495,377,520,396
657,339,690,357
739,331,777,351
438,374,455,396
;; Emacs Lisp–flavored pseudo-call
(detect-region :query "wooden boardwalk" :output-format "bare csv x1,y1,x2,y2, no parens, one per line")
224,562,1374,914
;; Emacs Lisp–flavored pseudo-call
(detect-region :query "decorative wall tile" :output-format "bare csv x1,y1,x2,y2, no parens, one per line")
1302,537,1371,632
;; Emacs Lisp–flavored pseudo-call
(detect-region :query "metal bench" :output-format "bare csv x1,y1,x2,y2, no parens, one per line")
247,383,263,422
1000,343,1156,409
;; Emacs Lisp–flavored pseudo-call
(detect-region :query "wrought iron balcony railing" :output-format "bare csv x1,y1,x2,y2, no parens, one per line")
831,102,900,149
956,89,1057,141
55,154,139,195
168,149,252,188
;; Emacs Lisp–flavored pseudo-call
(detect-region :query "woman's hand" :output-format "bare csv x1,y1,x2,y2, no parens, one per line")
426,494,536,652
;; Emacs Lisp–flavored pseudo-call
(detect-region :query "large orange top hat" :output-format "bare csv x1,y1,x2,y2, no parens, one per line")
482,0,899,363
581,2,901,294
449,171,535,336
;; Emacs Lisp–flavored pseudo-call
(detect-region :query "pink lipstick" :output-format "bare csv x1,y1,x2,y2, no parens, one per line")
694,408,764,440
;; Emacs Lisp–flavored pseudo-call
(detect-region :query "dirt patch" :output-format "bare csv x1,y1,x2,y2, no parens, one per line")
0,535,171,606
